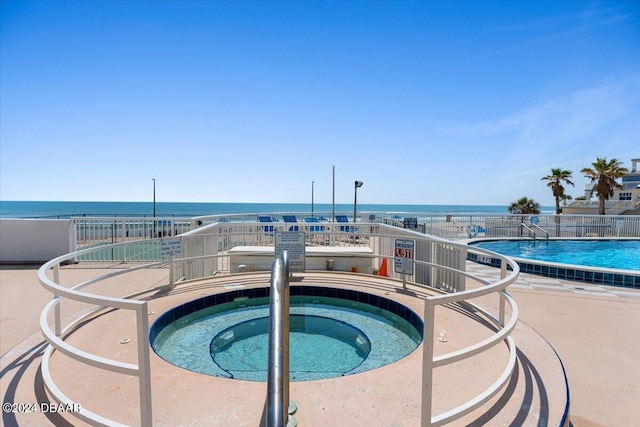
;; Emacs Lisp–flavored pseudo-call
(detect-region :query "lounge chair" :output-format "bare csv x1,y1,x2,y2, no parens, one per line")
304,217,322,232
305,217,328,245
335,215,354,233
258,215,274,234
283,215,299,231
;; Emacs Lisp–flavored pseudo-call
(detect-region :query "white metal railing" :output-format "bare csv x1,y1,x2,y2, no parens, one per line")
38,249,159,426
69,214,640,255
421,257,519,426
39,220,522,426
71,216,196,252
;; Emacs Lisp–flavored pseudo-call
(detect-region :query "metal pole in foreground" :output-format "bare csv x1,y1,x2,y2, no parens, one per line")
266,251,294,427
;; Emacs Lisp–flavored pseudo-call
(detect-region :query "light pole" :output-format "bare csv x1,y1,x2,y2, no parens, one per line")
353,180,363,223
311,181,315,217
152,178,156,237
332,166,335,223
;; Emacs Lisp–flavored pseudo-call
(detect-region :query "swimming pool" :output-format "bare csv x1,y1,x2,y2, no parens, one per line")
150,286,423,381
473,239,640,271
470,239,640,288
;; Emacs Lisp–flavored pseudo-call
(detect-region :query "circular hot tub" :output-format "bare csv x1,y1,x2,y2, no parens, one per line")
150,286,423,381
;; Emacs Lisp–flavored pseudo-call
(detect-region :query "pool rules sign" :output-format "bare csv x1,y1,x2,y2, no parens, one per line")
394,239,415,275
275,231,306,272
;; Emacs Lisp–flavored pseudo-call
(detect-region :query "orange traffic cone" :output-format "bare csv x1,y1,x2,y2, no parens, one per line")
379,258,388,277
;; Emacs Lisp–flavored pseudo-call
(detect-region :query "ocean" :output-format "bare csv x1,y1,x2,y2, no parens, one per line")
0,201,554,219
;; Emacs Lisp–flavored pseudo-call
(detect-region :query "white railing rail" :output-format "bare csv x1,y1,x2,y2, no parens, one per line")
38,222,520,426
70,214,640,254
420,257,519,426
38,246,162,426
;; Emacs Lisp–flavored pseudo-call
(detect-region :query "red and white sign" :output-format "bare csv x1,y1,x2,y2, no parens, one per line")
394,239,415,275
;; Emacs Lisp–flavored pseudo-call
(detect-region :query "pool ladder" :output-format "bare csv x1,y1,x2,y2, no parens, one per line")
521,222,549,241
265,250,297,427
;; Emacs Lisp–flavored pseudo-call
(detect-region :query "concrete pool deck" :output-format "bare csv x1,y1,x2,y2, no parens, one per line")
1,263,639,426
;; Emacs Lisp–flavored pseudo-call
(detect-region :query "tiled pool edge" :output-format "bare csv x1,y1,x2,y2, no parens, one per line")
467,252,640,288
150,285,425,344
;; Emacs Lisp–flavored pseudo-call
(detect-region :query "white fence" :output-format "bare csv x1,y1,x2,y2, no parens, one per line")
38,221,522,426
69,213,640,255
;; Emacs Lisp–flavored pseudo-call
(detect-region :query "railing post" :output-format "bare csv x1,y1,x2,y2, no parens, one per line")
136,303,153,427
421,298,436,427
169,255,174,287
499,260,507,326
53,263,61,336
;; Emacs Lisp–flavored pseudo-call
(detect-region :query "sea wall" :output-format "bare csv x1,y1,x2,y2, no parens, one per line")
0,219,72,263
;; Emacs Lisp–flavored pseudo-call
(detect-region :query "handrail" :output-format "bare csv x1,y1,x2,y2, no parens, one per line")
266,250,293,427
37,221,525,426
531,223,550,240
420,255,520,426
38,255,153,427
521,222,538,240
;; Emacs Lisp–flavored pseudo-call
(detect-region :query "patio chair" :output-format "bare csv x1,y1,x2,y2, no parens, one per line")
305,217,328,245
335,215,354,233
258,215,275,234
304,217,322,232
283,215,299,231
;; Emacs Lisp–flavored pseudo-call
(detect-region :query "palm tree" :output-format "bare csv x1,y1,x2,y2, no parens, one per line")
541,168,574,214
509,197,541,237
580,157,628,215
508,197,541,214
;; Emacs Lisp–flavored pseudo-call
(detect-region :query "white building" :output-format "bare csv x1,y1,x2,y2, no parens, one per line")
563,158,640,215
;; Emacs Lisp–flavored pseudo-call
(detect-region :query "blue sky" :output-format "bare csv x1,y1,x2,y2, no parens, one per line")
1,0,638,206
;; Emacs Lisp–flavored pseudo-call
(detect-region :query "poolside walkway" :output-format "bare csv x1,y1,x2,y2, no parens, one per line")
1,263,639,426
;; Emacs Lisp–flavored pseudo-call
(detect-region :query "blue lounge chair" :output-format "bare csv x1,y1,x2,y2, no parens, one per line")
258,215,274,234
304,217,322,232
336,215,354,233
283,215,299,231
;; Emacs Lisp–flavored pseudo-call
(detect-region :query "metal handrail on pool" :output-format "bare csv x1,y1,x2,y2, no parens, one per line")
37,224,521,426
266,250,294,427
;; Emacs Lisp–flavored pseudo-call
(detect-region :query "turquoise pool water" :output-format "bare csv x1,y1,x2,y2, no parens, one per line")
210,314,371,380
473,240,640,271
151,293,422,381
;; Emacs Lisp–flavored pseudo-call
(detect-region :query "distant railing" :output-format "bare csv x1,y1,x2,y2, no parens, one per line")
69,214,640,255
72,216,196,252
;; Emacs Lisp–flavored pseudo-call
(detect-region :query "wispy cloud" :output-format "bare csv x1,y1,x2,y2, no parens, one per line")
487,4,637,55
451,74,640,142
446,74,640,202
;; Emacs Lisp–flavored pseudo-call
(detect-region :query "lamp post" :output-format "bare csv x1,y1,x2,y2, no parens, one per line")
332,166,335,223
353,180,363,223
311,181,315,217
152,178,156,237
